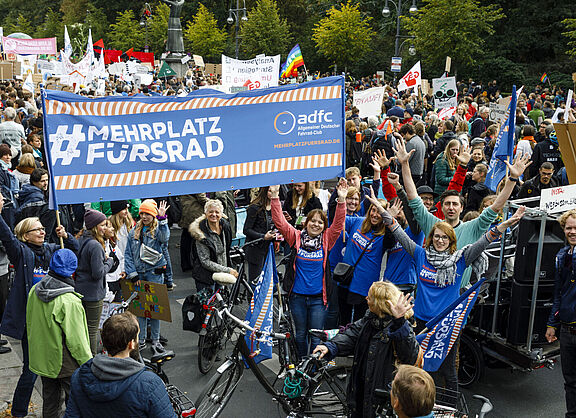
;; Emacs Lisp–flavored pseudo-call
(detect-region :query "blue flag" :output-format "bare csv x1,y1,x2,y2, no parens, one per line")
244,244,277,364
416,278,485,372
40,89,59,211
485,85,518,192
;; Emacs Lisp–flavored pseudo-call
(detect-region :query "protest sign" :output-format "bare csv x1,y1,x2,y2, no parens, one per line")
2,37,57,55
397,61,421,92
193,55,205,67
352,87,385,118
565,89,573,123
222,54,280,89
432,76,457,109
42,76,345,205
554,123,576,184
540,184,576,214
489,102,508,123
120,280,172,322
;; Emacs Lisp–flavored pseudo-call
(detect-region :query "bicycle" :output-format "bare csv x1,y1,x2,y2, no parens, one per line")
197,239,264,374
194,292,349,418
107,292,197,417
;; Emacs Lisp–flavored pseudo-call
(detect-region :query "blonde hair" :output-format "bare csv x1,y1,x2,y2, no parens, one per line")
109,210,134,238
133,217,158,241
14,217,41,242
290,183,313,210
559,209,576,228
88,225,107,249
345,166,361,178
368,281,413,319
425,222,457,253
17,153,36,169
360,199,389,236
442,139,460,171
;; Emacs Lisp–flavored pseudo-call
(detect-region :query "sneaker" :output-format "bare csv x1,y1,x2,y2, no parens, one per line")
151,342,165,355
0,338,7,346
167,284,176,291
147,335,168,344
138,341,147,351
0,345,11,354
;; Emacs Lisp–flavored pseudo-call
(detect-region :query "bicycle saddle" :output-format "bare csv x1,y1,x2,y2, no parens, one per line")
213,272,237,285
150,349,176,364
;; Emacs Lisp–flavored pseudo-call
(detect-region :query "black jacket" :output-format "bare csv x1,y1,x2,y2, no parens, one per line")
517,174,559,199
530,139,563,178
324,312,420,417
465,182,492,213
282,190,322,228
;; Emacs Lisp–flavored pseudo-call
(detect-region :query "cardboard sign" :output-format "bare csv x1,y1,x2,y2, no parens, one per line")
540,184,576,214
432,76,457,109
204,63,222,76
353,86,385,118
120,280,172,322
489,102,508,123
193,55,204,67
0,63,12,80
554,123,576,185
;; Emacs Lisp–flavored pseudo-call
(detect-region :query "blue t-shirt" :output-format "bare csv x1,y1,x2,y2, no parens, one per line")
383,225,425,286
328,214,360,272
411,245,466,322
33,266,49,285
293,247,324,295
343,217,386,297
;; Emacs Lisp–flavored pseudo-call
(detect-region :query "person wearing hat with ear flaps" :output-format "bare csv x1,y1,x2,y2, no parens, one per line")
27,249,92,418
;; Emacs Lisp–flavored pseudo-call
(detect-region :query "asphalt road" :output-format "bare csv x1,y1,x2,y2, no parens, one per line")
160,228,565,418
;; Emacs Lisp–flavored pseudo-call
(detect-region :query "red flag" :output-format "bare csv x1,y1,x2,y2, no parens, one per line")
93,38,104,49
125,48,134,58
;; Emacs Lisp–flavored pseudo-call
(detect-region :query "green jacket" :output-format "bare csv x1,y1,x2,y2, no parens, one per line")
91,199,141,220
433,152,456,199
26,274,92,379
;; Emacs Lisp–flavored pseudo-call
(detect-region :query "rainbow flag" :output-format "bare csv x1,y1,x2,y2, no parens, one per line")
280,44,304,78
540,73,548,83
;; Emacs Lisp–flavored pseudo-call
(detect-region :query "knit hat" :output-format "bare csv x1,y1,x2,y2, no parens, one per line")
84,209,107,229
49,249,78,277
110,200,129,216
139,199,158,217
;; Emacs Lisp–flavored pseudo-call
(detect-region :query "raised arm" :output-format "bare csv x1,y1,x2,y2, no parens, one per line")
269,185,298,247
394,139,417,200
325,179,348,248
373,149,397,200
490,153,532,213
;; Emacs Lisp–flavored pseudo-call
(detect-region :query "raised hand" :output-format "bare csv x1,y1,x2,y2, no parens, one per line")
455,145,472,166
269,185,280,198
336,178,349,201
393,138,415,166
505,151,532,179
387,198,403,219
157,200,170,218
387,172,401,190
373,149,395,169
387,292,414,319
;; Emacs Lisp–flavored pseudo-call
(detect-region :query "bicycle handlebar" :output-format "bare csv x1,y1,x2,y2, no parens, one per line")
214,293,287,340
121,292,139,309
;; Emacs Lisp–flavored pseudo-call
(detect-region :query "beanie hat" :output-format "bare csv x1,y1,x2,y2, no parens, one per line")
139,199,158,217
110,200,129,216
84,209,107,229
49,249,78,277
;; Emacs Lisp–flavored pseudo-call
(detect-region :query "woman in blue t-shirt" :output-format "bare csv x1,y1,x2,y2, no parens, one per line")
338,198,396,326
368,191,525,393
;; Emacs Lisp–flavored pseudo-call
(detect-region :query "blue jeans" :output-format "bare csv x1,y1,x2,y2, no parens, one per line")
137,272,163,344
289,294,327,358
12,330,38,417
561,325,576,417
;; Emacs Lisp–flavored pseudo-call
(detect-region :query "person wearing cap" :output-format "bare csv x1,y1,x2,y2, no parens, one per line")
124,199,170,354
416,185,436,212
0,196,77,418
26,249,92,418
75,209,118,355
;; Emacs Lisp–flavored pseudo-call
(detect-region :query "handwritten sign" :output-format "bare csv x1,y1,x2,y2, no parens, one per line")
120,280,172,322
353,87,385,118
540,184,576,214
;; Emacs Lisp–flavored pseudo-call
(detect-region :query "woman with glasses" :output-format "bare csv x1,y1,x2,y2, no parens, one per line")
0,196,77,418
366,190,525,392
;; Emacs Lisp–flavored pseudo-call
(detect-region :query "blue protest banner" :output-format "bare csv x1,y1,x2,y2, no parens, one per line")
244,244,277,364
416,278,485,372
41,77,345,204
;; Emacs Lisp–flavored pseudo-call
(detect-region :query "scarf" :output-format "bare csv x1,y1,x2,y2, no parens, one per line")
26,242,50,271
300,229,322,252
425,245,488,287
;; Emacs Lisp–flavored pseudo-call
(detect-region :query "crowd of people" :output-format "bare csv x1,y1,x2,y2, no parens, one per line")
0,71,573,418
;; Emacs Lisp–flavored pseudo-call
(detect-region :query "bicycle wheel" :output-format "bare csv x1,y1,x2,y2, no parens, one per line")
198,310,224,375
458,333,484,388
195,360,243,418
303,365,350,417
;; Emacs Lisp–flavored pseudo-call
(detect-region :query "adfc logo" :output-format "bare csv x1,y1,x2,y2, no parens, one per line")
274,111,296,135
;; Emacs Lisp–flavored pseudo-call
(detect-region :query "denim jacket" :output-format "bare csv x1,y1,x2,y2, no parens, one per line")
124,219,169,280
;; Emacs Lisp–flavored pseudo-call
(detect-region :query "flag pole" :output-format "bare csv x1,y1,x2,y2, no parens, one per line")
55,210,64,249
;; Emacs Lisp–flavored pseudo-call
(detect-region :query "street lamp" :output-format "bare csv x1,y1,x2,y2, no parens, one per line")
227,0,248,59
382,0,418,83
140,3,152,53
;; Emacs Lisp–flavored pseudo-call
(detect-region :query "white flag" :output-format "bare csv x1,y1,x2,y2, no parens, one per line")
397,61,422,92
565,89,573,123
85,28,94,65
63,26,73,59
23,73,34,95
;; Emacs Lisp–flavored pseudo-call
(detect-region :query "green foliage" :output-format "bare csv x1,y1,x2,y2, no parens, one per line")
312,1,375,70
240,0,291,58
61,0,90,26
147,3,170,55
85,4,110,45
35,9,64,46
563,18,576,61
404,0,504,74
184,4,227,61
108,10,143,51
5,14,35,37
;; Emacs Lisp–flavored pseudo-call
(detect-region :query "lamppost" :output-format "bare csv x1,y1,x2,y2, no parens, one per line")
140,3,152,53
227,0,248,59
382,0,418,83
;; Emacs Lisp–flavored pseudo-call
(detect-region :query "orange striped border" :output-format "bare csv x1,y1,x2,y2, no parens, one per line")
54,153,342,191
45,85,342,117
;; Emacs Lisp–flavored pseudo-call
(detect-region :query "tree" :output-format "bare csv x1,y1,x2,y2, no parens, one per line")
5,14,35,37
108,10,143,51
35,9,64,46
61,0,90,26
147,3,170,56
312,1,375,72
403,0,504,75
564,18,576,61
85,4,110,46
184,3,226,61
240,0,291,58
